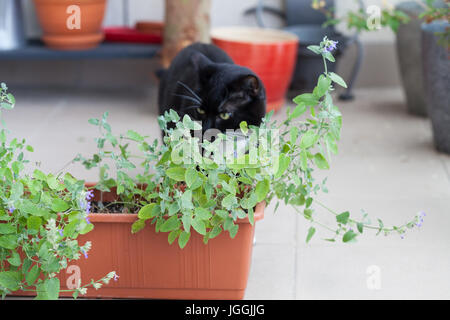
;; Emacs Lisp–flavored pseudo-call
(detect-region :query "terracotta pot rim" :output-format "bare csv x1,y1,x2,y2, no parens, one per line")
84,183,265,224
33,0,105,3
211,26,299,45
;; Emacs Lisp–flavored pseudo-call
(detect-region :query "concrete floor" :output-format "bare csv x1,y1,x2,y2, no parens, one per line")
3,86,449,300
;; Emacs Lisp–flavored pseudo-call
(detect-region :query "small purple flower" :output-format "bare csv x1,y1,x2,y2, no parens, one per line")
8,206,15,214
113,273,119,282
81,249,88,259
85,216,91,224
416,211,426,228
85,201,91,214
58,228,64,237
86,190,94,201
323,40,338,53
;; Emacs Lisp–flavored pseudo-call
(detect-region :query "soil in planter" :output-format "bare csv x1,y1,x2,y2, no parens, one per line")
90,202,139,214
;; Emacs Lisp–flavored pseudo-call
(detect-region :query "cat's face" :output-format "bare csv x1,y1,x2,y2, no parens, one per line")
180,54,266,133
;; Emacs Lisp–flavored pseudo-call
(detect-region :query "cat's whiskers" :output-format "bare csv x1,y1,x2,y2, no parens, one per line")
172,94,202,105
176,81,203,103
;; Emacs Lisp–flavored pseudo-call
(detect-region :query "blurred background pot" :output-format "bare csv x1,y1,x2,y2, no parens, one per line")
421,21,450,154
33,0,107,50
0,0,26,50
395,1,428,116
211,27,298,113
395,0,446,116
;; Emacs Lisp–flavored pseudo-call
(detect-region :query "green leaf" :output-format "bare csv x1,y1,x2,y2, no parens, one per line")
131,219,146,234
0,224,15,234
46,176,60,190
274,154,291,179
343,230,358,243
329,72,347,88
195,207,212,220
181,214,192,232
0,271,21,291
160,215,180,232
221,194,237,210
315,75,332,98
300,130,318,149
168,229,181,245
300,150,308,171
7,251,21,267
288,103,307,120
180,190,193,209
0,235,17,249
185,168,199,188
45,278,60,300
166,167,186,182
357,222,364,234
239,121,248,134
290,126,299,145
255,179,270,202
126,130,144,142
178,231,191,249
191,217,206,235
313,153,330,170
293,93,319,106
51,199,70,213
138,203,158,220
26,265,40,286
336,211,350,225
88,118,99,126
79,223,94,235
229,224,239,238
323,51,335,62
27,216,42,231
63,220,79,238
307,45,322,54
306,226,316,243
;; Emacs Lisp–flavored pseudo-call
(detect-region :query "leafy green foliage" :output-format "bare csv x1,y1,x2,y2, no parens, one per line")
0,84,116,299
75,37,421,249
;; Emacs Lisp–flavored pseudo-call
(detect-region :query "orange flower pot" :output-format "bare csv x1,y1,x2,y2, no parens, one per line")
11,185,265,299
211,27,299,113
33,0,107,50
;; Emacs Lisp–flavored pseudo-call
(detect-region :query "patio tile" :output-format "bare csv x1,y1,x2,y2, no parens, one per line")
295,243,450,300
254,201,297,246
245,244,296,300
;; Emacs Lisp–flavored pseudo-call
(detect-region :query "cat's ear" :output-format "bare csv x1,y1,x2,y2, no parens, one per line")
239,75,262,97
190,52,212,71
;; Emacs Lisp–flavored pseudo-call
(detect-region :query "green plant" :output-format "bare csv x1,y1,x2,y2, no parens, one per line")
76,37,423,248
311,0,411,32
0,84,117,299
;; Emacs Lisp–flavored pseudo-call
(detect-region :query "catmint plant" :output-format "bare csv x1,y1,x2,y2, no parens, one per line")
0,84,117,300
76,37,423,248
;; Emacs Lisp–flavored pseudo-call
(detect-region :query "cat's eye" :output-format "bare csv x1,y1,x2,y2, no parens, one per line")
196,107,205,115
219,112,231,120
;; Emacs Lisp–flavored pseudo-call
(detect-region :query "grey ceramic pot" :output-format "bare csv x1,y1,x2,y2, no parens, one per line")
421,21,450,154
395,1,428,116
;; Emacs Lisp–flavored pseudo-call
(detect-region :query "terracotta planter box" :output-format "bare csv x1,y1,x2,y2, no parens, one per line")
12,186,265,299
211,27,299,113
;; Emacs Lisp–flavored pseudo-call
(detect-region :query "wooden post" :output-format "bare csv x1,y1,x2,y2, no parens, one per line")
162,0,212,68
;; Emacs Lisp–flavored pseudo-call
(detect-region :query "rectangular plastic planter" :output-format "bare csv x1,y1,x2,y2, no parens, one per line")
12,187,265,299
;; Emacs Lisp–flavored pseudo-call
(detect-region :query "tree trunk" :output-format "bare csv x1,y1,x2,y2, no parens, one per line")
162,0,211,68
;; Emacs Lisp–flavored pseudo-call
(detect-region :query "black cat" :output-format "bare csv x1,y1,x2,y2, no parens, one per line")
158,43,266,134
